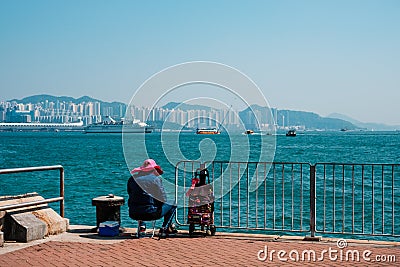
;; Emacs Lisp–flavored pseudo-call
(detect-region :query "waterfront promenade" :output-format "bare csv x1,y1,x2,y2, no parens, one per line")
1,225,399,266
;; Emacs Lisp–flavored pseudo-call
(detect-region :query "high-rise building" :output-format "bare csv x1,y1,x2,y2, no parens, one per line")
94,102,101,116
85,102,94,116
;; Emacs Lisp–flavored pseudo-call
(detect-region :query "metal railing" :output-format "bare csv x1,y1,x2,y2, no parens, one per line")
175,161,399,239
0,165,64,217
314,163,400,238
175,161,311,233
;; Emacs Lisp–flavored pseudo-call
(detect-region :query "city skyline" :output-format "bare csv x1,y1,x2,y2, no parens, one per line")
2,93,399,128
1,94,396,131
0,95,257,128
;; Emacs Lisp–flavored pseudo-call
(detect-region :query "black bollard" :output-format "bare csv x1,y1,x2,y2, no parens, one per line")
91,194,125,229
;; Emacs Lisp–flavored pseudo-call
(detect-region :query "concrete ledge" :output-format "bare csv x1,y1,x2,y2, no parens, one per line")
4,212,46,242
32,207,69,235
0,193,68,242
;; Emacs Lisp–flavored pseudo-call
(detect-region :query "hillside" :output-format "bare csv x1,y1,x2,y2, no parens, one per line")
239,105,357,130
328,113,398,131
8,94,127,118
9,94,125,106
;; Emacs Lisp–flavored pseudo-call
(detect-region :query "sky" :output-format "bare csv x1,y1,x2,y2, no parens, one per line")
0,0,399,125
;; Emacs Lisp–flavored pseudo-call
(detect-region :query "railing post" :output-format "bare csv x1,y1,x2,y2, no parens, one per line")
0,165,65,217
60,167,65,218
309,164,316,237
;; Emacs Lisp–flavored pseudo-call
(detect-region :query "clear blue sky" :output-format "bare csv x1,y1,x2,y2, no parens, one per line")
1,0,399,125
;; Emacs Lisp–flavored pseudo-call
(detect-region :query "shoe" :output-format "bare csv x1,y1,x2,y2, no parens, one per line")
138,221,146,237
168,223,178,234
158,224,178,239
158,227,168,239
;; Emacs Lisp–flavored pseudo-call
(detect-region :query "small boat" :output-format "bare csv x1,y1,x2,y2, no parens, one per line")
196,105,231,135
244,129,254,135
196,128,220,135
286,129,296,137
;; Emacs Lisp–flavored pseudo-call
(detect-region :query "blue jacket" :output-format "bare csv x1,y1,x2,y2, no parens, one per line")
127,172,167,220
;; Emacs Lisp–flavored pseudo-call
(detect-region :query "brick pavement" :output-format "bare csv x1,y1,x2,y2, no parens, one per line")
0,231,399,266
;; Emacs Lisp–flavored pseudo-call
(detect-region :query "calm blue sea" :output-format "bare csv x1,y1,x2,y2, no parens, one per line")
1,131,399,238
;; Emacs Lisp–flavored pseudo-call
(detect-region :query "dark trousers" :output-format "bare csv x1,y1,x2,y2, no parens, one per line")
160,203,176,228
130,203,176,228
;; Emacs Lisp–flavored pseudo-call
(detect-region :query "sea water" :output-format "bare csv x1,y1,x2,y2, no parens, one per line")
1,131,399,236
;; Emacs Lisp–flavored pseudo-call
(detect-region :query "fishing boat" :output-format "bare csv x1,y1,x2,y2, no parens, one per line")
244,129,254,135
286,129,296,137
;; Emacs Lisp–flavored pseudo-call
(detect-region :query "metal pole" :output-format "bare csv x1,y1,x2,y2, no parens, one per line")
60,167,65,218
175,162,179,223
0,197,64,212
310,165,316,237
0,165,65,218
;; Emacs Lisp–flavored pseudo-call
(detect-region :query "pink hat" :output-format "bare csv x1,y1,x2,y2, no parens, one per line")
131,159,163,174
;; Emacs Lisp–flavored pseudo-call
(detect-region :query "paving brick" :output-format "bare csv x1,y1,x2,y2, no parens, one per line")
0,234,399,266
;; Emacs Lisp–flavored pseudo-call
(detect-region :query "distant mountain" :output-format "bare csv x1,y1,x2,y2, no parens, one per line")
278,109,357,130
239,105,358,130
161,102,212,111
8,94,127,119
162,102,359,130
8,94,124,106
328,113,398,131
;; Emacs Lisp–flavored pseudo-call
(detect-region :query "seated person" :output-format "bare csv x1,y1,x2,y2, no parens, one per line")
127,159,177,236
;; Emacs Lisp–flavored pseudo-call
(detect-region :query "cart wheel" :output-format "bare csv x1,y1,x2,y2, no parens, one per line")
210,225,216,236
189,223,195,236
